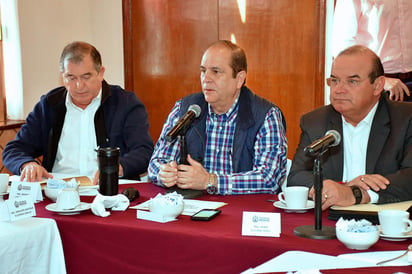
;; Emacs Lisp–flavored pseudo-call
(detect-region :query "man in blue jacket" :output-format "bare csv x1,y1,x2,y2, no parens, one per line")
3,41,154,183
148,40,287,195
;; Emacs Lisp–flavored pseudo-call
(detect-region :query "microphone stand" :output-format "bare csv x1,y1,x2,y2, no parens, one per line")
165,131,204,199
179,135,189,165
293,150,336,239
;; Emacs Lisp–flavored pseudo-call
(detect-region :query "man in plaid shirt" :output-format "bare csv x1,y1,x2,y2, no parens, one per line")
148,40,287,195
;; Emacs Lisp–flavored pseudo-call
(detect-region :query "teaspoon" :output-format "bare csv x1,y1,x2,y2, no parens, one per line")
376,244,412,265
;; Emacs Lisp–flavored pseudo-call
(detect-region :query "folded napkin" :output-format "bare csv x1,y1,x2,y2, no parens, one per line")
91,193,129,217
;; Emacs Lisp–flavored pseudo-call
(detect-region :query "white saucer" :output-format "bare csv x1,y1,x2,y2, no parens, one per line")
45,202,91,215
0,192,8,196
379,231,412,241
273,200,315,213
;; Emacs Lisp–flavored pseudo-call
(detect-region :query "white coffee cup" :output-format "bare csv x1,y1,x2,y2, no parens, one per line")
0,174,9,193
278,186,309,209
378,210,412,236
56,188,80,210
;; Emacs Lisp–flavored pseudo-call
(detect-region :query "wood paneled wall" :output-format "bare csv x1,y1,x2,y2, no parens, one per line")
123,0,326,159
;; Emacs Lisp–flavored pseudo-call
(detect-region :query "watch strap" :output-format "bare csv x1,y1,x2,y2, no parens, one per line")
350,186,362,204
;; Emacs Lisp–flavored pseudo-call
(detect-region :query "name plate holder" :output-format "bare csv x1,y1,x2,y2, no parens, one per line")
9,181,43,202
0,181,41,222
242,211,281,237
5,196,36,221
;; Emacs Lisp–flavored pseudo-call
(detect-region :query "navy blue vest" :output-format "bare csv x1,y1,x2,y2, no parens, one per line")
179,86,285,173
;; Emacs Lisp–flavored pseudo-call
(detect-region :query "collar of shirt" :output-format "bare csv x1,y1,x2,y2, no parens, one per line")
208,96,240,121
65,89,102,111
343,101,379,128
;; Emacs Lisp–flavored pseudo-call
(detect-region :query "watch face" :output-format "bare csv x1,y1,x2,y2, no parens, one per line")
207,185,217,194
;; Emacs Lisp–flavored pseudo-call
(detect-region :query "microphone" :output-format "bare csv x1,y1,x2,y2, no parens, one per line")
304,130,341,156
166,104,201,142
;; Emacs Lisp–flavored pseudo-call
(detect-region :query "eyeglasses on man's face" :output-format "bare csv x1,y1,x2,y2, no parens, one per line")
326,77,369,88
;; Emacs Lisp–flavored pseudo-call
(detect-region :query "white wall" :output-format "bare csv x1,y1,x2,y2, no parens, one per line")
13,0,124,118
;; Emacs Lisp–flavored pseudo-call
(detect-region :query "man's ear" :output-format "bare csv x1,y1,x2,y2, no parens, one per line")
236,71,246,88
373,75,385,96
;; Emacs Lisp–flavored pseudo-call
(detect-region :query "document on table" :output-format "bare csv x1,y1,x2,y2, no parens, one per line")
10,174,144,186
331,200,412,212
130,199,227,216
10,174,93,186
10,174,143,197
241,250,412,273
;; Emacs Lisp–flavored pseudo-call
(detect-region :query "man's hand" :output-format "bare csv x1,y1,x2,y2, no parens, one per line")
20,162,52,182
309,180,370,210
347,174,389,192
385,77,410,101
176,155,209,190
159,161,178,188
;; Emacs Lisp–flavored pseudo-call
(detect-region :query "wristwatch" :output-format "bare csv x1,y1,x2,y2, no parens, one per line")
206,173,218,195
350,186,362,204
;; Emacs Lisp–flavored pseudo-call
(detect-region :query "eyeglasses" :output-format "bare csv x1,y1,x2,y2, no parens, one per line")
326,77,369,88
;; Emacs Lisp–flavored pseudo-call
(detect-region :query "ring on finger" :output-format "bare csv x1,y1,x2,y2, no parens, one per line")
361,176,365,182
324,193,328,199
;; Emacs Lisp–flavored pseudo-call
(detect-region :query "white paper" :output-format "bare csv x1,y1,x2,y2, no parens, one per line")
130,199,227,215
119,178,145,184
244,251,374,273
338,251,412,266
241,211,281,237
243,249,412,273
76,184,98,197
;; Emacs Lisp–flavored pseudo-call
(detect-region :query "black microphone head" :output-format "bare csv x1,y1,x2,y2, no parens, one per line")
325,129,341,147
165,104,201,143
188,104,201,118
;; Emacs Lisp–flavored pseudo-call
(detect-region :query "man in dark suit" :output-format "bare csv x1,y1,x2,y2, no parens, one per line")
288,45,412,210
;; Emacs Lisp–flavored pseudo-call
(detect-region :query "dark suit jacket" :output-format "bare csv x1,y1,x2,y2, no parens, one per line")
288,94,412,204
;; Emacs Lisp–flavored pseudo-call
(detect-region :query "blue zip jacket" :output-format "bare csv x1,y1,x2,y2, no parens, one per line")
180,86,286,172
2,80,154,179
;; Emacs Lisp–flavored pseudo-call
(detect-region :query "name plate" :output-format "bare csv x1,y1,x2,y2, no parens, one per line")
9,181,43,203
6,197,36,221
242,211,281,237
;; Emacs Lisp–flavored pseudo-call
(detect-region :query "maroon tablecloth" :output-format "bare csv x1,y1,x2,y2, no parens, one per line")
33,183,411,274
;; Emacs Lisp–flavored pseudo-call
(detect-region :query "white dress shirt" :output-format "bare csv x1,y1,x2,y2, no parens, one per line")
342,102,379,203
332,0,412,73
52,91,101,177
